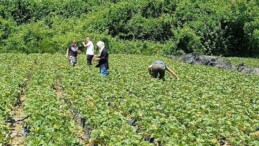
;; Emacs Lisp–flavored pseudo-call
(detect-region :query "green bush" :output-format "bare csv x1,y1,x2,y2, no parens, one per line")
0,0,258,56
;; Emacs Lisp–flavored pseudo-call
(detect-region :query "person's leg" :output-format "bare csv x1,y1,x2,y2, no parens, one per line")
75,57,78,65
151,64,162,78
69,56,74,66
156,64,166,80
151,71,158,78
87,55,91,65
89,55,94,65
86,55,88,65
100,65,108,76
72,56,77,66
68,56,72,65
158,69,165,80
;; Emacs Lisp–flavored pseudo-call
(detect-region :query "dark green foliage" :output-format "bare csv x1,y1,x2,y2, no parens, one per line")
0,0,258,56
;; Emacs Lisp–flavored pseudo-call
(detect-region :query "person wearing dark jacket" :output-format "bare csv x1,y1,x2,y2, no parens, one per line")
66,40,80,66
93,41,109,76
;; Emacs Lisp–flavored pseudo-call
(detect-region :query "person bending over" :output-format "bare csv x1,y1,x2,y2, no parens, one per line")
148,60,179,80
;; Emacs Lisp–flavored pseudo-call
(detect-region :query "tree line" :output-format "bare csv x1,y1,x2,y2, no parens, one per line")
0,0,258,57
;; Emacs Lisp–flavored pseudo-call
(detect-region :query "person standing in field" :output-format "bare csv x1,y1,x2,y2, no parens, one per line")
82,36,94,66
93,41,109,76
148,60,179,80
66,40,80,66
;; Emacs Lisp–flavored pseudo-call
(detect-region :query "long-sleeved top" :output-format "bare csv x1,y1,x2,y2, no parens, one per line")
68,45,78,57
96,48,109,69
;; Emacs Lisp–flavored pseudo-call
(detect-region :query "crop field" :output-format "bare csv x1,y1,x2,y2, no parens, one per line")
0,54,259,145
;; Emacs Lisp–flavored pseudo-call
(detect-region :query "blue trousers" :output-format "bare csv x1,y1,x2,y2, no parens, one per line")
100,65,108,76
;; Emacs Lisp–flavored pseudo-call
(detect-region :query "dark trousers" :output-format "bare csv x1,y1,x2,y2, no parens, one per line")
86,55,94,65
151,64,166,80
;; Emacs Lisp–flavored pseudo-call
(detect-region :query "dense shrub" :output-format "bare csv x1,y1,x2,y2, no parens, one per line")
0,0,258,57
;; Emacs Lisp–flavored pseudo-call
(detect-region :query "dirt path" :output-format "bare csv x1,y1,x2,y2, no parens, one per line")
9,72,31,146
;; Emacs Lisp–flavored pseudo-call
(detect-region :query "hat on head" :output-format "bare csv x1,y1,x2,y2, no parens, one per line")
96,41,105,49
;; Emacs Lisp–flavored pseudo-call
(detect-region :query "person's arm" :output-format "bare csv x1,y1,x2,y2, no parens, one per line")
94,56,100,61
93,53,102,61
82,42,91,48
93,53,101,61
166,67,179,80
82,42,86,48
66,48,69,58
95,50,107,61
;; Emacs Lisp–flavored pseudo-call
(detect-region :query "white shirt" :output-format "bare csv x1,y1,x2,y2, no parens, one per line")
85,41,94,55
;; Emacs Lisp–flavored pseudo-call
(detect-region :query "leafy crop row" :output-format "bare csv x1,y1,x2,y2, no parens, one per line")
0,54,258,145
61,54,258,145
0,54,30,144
21,54,83,145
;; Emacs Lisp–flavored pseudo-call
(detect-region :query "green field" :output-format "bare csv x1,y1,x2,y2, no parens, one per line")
0,54,259,145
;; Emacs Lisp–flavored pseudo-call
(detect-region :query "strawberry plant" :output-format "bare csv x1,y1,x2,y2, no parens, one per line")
0,54,258,145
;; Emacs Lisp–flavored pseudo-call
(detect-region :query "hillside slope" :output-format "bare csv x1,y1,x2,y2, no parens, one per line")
0,54,259,145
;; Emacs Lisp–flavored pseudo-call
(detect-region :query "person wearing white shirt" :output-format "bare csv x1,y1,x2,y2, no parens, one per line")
82,37,94,65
